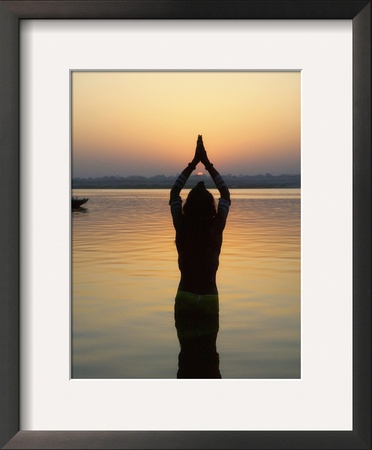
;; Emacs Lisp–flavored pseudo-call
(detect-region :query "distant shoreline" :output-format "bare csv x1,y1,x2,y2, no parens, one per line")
72,186,301,190
72,173,300,190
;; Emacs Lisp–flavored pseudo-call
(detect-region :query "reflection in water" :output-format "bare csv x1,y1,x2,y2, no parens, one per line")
72,188,300,379
72,206,88,214
175,312,221,379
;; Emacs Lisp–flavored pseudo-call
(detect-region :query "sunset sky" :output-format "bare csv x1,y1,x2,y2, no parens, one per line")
71,71,300,178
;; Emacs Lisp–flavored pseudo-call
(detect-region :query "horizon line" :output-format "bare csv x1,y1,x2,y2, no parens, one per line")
72,172,301,179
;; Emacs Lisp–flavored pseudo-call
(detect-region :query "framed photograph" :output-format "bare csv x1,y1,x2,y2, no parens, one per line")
69,70,301,381
1,1,370,449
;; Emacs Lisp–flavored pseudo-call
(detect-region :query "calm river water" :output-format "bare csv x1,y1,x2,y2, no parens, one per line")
72,188,300,379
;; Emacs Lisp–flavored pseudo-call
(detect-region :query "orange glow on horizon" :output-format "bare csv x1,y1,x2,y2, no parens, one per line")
72,71,301,177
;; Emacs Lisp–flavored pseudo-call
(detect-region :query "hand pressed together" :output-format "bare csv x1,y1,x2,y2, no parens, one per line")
195,134,210,167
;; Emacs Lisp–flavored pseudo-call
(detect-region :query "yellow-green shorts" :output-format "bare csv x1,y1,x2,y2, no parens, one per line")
175,290,219,317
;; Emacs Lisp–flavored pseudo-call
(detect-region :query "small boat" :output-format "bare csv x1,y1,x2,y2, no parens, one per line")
72,197,89,209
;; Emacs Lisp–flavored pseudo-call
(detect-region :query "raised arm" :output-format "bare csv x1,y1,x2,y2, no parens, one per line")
198,137,231,206
170,135,201,201
169,136,201,229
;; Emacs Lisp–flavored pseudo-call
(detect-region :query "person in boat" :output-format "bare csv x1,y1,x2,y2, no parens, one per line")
169,135,231,318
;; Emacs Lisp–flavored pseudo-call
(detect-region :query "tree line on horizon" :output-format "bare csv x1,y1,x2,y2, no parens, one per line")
72,173,300,189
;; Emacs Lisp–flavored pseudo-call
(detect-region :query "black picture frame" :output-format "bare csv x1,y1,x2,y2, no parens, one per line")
0,1,370,449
